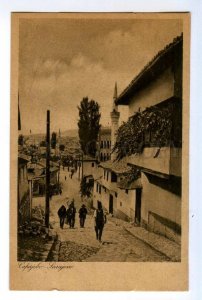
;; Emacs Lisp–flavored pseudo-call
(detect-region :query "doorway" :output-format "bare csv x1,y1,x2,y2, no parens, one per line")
135,188,142,224
109,194,113,214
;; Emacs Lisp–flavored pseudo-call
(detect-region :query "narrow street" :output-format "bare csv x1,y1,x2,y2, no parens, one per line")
44,168,170,262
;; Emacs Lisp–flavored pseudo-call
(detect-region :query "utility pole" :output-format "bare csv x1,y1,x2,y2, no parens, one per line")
45,110,50,228
81,152,84,180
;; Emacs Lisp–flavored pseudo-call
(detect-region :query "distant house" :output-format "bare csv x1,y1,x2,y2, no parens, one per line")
93,158,141,221
75,155,98,181
18,154,31,224
115,35,183,242
27,159,60,196
92,83,141,220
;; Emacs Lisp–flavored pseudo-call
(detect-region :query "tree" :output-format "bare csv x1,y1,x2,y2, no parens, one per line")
51,132,57,149
78,97,101,157
80,177,94,197
113,105,174,161
18,134,24,146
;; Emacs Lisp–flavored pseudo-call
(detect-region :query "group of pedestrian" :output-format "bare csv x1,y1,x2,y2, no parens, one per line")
58,200,107,243
58,200,87,229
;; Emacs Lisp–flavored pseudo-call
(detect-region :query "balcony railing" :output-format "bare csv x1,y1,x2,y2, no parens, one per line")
127,146,181,177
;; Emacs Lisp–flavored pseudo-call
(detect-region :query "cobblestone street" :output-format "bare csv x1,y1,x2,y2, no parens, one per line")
44,168,172,262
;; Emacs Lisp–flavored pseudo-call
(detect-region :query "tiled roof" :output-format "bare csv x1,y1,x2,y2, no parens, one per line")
116,34,183,105
117,177,142,190
97,178,117,193
99,157,131,174
39,159,59,169
27,173,45,181
75,155,97,162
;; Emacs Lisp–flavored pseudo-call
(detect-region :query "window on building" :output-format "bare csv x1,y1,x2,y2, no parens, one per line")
115,192,118,198
99,185,101,194
125,189,128,194
111,172,117,183
100,153,103,161
120,202,122,206
104,169,106,179
104,153,106,161
96,183,98,192
92,162,94,167
107,141,110,149
100,141,103,149
89,179,94,185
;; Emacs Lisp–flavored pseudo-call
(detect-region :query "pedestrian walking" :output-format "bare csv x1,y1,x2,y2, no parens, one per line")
70,169,74,179
57,204,67,229
67,200,76,228
94,201,106,242
79,204,88,228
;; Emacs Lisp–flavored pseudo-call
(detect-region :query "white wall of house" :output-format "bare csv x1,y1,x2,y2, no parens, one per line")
102,188,111,212
83,161,95,177
93,182,111,211
101,169,117,191
141,172,181,242
76,160,97,180
128,67,174,116
93,167,137,221
116,188,136,221
93,168,118,213
93,182,100,208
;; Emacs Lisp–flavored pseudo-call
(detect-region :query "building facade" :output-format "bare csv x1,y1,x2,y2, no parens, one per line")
93,159,140,221
18,154,31,224
115,35,183,243
93,84,141,219
99,127,111,162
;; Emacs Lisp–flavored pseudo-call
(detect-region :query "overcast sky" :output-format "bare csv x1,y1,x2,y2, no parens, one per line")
19,16,182,135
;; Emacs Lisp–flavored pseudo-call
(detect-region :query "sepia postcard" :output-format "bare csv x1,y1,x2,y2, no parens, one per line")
10,12,190,290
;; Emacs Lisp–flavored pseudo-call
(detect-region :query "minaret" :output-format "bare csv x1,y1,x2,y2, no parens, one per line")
110,82,120,161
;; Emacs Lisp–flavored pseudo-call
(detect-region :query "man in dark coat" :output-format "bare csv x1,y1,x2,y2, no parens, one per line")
67,200,76,228
57,205,66,229
79,204,88,228
93,201,106,242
